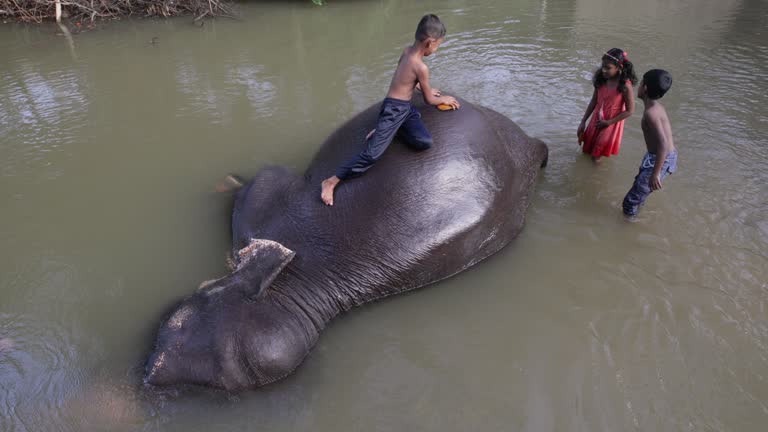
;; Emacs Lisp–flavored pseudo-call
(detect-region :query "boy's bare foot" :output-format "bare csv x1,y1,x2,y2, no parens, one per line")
321,176,340,206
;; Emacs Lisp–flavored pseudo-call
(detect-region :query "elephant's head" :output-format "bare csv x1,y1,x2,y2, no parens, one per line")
144,239,312,391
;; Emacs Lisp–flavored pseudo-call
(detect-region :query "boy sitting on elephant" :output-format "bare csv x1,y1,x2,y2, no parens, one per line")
320,14,460,206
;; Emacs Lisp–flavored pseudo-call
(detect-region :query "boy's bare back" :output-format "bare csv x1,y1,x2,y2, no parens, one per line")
387,47,428,101
641,103,675,155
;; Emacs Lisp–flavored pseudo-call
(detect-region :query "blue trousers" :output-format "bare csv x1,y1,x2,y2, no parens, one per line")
622,150,678,216
336,97,433,180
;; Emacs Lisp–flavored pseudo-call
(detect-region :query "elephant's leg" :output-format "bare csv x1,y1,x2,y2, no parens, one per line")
232,166,297,250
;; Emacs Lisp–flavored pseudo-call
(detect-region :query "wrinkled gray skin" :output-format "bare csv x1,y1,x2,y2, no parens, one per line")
144,96,548,392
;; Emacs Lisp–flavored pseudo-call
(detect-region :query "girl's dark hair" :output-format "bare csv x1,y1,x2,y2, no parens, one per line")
593,48,638,92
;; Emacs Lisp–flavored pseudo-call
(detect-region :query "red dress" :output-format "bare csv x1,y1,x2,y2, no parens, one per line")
582,81,630,157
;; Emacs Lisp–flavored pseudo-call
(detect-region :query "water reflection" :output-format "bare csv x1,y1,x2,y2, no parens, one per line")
226,64,277,118
173,43,292,124
0,313,81,431
0,65,89,179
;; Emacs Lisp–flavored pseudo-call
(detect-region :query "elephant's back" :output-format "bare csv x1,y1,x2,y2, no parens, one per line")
298,98,545,299
305,97,524,183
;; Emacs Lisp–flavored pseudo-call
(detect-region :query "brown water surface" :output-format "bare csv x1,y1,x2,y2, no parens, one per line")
1,0,767,430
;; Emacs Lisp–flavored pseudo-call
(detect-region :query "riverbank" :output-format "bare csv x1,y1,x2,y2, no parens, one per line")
0,0,235,23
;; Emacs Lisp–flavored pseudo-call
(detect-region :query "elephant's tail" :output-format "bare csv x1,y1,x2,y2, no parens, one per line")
215,174,245,193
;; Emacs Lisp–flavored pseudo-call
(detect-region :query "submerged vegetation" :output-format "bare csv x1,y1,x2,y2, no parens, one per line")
0,0,323,23
0,0,233,23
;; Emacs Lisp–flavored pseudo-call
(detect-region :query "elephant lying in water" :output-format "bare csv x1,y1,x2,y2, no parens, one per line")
144,96,548,392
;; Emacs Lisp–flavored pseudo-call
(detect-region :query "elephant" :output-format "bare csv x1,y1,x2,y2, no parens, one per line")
144,96,548,392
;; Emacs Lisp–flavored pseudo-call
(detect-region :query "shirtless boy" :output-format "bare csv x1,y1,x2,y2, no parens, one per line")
320,14,460,206
622,69,677,217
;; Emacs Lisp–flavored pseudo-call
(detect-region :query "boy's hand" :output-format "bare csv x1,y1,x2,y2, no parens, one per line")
650,174,663,191
440,96,460,110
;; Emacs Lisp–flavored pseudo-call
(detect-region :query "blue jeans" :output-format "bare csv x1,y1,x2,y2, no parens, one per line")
336,98,433,180
622,150,678,216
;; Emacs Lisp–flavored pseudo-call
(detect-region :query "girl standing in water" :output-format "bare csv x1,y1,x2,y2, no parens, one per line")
577,48,637,161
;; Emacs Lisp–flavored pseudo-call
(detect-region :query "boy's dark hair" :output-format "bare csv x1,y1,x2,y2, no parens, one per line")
415,14,446,41
593,47,638,92
643,69,673,99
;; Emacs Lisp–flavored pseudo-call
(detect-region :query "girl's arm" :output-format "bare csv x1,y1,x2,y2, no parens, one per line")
601,84,635,126
580,89,598,125
577,89,597,140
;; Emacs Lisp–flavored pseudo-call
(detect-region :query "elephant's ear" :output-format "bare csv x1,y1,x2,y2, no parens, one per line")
234,239,296,299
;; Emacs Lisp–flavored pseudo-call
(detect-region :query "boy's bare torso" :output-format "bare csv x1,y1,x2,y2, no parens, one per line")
641,103,676,155
386,46,426,101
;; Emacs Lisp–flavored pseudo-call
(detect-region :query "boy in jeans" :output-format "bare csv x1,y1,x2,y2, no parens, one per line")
623,69,677,217
320,14,460,206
